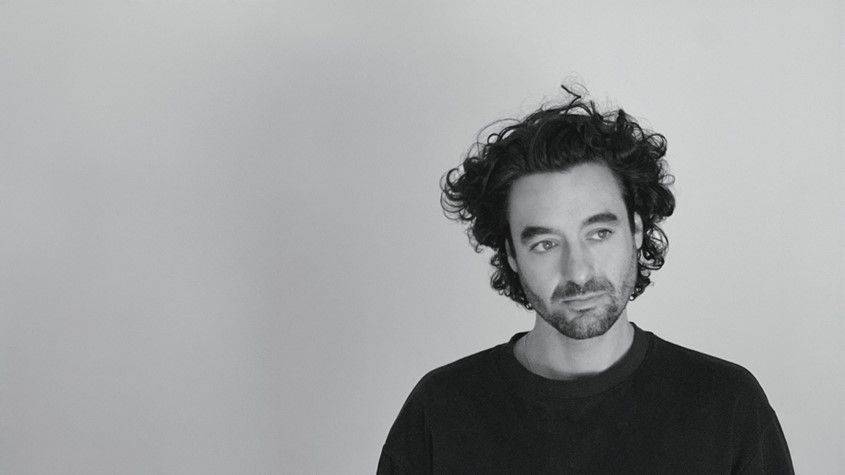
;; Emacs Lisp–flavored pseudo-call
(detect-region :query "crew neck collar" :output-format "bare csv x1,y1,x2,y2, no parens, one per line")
496,322,652,399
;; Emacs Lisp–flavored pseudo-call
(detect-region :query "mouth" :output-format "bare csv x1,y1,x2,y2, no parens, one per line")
560,292,607,310
562,291,606,303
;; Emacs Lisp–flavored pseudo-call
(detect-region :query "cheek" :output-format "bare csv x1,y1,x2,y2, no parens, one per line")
517,258,559,298
603,244,637,277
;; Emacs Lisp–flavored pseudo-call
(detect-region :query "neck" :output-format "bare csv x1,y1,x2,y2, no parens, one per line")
515,312,634,380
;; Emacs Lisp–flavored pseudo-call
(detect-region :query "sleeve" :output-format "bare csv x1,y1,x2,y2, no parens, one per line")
377,379,433,475
730,370,794,474
735,413,794,475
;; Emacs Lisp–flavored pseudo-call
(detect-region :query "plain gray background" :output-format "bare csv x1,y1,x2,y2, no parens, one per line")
1,1,842,473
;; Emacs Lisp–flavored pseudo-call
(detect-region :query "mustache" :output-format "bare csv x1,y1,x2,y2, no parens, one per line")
552,279,614,300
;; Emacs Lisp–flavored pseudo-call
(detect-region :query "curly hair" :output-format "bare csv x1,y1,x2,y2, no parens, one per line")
440,88,675,309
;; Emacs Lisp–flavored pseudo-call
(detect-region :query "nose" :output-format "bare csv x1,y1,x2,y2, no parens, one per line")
562,243,593,286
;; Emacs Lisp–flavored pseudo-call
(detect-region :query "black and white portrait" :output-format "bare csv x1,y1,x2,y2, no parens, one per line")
1,2,841,473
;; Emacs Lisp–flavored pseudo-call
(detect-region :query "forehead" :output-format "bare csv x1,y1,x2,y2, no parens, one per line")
507,162,626,229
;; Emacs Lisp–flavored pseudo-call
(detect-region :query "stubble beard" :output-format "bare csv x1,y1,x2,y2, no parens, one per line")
521,247,639,340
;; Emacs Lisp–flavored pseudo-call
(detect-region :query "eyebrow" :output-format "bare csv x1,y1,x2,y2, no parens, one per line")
518,212,620,243
583,212,620,227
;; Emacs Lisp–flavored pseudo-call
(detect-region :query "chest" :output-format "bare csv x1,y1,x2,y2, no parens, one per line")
427,389,736,474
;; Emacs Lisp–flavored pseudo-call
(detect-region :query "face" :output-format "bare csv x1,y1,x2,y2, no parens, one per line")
506,162,643,340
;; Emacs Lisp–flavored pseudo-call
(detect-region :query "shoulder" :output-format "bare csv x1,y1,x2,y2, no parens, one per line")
382,340,507,448
643,333,771,406
640,332,793,472
405,341,506,404
379,345,504,473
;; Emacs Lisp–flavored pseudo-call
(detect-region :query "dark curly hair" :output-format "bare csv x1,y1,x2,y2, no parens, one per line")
440,88,675,309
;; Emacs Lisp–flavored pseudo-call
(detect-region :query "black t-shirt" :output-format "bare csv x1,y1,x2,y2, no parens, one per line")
378,324,793,474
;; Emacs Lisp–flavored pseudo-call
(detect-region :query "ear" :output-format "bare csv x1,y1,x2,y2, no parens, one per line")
506,238,519,273
633,212,644,250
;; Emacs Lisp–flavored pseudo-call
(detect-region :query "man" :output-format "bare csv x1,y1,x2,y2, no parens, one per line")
378,89,793,474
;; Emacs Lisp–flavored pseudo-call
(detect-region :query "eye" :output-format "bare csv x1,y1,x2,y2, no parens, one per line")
529,240,557,253
589,229,614,241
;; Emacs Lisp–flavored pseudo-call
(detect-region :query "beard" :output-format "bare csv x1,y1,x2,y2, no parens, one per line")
521,247,639,340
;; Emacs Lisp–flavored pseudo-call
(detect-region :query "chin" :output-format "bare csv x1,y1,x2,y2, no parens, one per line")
545,307,621,340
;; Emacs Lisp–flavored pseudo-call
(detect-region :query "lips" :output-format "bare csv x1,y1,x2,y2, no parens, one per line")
561,292,607,310
562,291,606,303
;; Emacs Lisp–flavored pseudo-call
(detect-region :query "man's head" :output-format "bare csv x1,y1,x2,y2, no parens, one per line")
506,163,642,339
441,90,675,336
